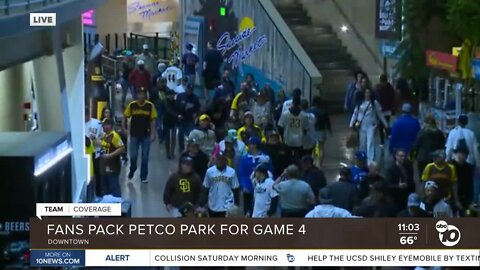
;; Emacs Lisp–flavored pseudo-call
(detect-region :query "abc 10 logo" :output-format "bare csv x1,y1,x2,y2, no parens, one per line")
435,220,461,247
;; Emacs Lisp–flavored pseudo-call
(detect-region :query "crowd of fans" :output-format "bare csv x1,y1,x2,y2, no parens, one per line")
85,42,480,219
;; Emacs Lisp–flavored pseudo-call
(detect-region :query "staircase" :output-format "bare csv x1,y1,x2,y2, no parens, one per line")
275,1,358,113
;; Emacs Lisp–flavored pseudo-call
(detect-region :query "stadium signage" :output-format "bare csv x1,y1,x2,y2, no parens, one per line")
216,27,268,69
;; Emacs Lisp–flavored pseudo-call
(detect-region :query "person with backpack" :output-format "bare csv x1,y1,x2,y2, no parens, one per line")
181,43,199,87
349,88,388,164
309,96,331,167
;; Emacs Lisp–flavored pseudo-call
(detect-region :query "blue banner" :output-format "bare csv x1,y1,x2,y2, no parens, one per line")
472,59,480,80
379,40,401,59
30,250,85,267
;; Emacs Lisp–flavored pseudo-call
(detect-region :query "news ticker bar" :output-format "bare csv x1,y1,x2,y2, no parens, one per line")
30,218,480,249
30,249,480,267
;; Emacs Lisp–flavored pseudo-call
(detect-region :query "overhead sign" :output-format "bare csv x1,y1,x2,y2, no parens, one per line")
375,0,402,40
82,10,95,26
425,50,458,73
127,0,179,23
379,40,400,59
472,59,480,80
452,47,462,57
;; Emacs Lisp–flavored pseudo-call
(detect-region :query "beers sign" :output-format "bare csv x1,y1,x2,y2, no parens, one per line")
216,26,268,69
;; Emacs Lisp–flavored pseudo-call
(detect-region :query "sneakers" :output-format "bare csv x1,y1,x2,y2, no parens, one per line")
127,171,134,180
141,179,149,183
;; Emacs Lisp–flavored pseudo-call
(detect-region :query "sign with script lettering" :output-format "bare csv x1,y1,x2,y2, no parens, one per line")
127,0,179,23
375,0,402,40
425,50,458,73
216,26,267,69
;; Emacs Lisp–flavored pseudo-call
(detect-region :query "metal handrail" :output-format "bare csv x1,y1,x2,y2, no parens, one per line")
331,0,383,70
1,0,64,15
257,0,322,99
258,1,320,83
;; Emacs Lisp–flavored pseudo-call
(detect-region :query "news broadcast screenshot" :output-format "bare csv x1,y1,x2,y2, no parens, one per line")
1,0,480,269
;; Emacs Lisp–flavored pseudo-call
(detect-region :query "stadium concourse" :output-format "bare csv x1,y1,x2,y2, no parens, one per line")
120,114,377,218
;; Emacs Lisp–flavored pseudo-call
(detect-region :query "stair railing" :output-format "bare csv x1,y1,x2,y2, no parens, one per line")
258,0,322,100
331,0,383,70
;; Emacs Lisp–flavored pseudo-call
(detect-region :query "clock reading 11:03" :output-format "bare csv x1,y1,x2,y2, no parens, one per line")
398,223,420,231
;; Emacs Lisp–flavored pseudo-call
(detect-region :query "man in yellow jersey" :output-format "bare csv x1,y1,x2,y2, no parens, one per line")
230,82,254,121
421,150,461,208
123,87,157,183
95,119,125,197
237,111,266,143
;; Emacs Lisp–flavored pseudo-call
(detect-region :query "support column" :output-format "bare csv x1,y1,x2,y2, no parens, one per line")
33,52,65,131
63,17,89,203
0,64,26,131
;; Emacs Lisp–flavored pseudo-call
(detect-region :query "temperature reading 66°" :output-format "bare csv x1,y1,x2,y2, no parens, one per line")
400,236,418,245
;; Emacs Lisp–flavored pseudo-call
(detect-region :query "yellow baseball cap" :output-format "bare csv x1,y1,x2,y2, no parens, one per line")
199,114,210,121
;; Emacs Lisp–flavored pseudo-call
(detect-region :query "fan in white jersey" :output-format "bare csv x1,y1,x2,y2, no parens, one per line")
162,61,183,91
252,164,278,218
277,97,308,160
281,88,302,114
203,152,240,217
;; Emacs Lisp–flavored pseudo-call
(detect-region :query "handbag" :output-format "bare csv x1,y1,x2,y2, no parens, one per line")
346,129,360,148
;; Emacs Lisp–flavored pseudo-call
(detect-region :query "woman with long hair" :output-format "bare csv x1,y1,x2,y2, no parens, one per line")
349,88,388,164
101,107,113,122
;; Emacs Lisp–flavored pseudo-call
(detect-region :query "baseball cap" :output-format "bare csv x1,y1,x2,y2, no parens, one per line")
157,63,166,72
137,59,145,65
186,137,200,145
227,129,238,140
247,136,261,146
268,129,280,137
255,164,269,175
102,118,115,126
136,87,147,93
243,111,254,118
180,156,193,164
301,155,314,164
224,136,234,143
318,188,333,204
199,114,210,121
142,44,149,50
216,151,228,160
424,181,438,189
402,103,412,113
431,149,445,159
339,167,352,177
407,193,421,207
355,151,367,161
458,114,468,122
292,88,302,97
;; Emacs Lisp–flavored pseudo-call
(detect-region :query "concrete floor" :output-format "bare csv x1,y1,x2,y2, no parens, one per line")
118,114,392,218
106,113,390,270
